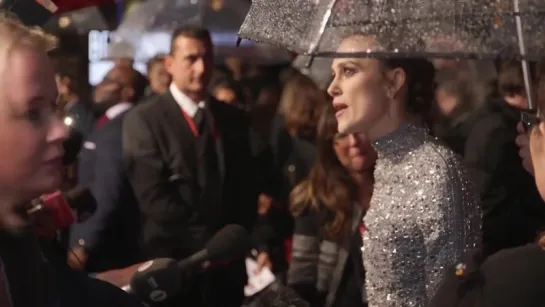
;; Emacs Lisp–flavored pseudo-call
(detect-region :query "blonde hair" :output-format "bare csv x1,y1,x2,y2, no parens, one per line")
0,12,57,63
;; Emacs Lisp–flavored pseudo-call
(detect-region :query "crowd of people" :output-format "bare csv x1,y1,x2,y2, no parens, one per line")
2,5,545,307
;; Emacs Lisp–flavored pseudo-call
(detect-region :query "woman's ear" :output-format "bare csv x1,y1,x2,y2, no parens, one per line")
530,121,545,153
385,67,406,99
539,121,545,137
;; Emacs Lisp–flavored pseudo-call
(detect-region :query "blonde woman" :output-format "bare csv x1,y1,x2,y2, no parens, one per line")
0,14,141,307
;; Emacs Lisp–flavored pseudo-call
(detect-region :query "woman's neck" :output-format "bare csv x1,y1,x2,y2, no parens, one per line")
368,115,407,142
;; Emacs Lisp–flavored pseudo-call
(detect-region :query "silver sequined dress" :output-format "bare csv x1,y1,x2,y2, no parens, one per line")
362,124,481,307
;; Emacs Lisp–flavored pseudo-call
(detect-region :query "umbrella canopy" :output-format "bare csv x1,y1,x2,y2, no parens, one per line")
108,0,290,64
292,55,332,90
238,0,545,60
115,0,248,36
44,6,108,32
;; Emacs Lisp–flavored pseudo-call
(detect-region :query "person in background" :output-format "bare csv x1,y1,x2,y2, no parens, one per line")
67,66,148,273
145,54,171,98
0,14,141,307
288,105,376,307
54,64,93,189
123,25,268,306
209,72,240,106
55,65,94,139
257,73,328,274
461,60,545,256
429,61,545,307
432,68,485,156
499,60,534,110
224,57,244,81
270,72,328,199
250,82,283,139
113,58,134,68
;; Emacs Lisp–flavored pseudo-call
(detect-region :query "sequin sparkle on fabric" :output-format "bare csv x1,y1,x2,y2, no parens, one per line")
362,124,481,307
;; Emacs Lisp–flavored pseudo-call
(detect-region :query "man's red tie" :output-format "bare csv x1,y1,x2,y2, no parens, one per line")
0,257,13,307
95,115,109,129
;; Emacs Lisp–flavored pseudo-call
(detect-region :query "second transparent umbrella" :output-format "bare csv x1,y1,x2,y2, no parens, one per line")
110,0,290,64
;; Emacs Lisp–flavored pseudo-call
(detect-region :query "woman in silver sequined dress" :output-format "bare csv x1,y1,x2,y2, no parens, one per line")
327,34,481,307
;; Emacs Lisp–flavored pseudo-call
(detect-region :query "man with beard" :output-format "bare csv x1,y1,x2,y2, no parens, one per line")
67,65,148,272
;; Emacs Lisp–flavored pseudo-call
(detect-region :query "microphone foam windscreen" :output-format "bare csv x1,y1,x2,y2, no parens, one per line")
64,186,95,221
205,224,251,260
64,186,91,207
130,258,181,304
40,191,75,229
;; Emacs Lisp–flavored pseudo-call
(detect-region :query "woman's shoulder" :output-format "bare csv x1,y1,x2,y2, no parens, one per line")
405,137,477,202
293,203,335,235
413,136,469,178
294,202,331,220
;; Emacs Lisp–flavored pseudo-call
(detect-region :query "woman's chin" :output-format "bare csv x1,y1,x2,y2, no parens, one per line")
338,121,361,135
29,175,63,200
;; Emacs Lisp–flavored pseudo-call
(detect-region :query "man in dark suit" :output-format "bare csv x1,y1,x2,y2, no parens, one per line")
55,67,95,139
123,26,261,306
67,65,148,273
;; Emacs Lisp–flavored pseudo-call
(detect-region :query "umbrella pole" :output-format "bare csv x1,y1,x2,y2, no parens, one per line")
513,0,534,109
305,0,338,68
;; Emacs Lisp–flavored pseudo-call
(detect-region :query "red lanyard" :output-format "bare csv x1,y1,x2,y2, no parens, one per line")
181,109,218,139
181,110,199,137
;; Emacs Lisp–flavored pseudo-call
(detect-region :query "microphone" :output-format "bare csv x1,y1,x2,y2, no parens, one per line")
177,223,251,270
129,224,251,304
27,186,96,231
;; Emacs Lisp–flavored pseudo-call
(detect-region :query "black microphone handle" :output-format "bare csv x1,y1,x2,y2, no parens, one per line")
177,249,209,271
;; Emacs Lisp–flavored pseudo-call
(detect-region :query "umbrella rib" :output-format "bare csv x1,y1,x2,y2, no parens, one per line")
308,0,338,54
312,50,543,61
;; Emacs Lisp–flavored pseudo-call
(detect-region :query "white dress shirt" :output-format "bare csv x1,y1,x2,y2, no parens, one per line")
104,102,133,120
169,83,205,117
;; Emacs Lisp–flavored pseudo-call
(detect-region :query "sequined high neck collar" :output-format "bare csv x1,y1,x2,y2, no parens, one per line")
372,123,427,159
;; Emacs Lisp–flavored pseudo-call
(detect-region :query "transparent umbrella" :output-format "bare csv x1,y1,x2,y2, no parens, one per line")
238,0,545,107
108,0,291,64
44,6,108,32
292,55,332,90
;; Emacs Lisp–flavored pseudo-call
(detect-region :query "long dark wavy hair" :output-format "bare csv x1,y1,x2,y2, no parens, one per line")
290,104,359,240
